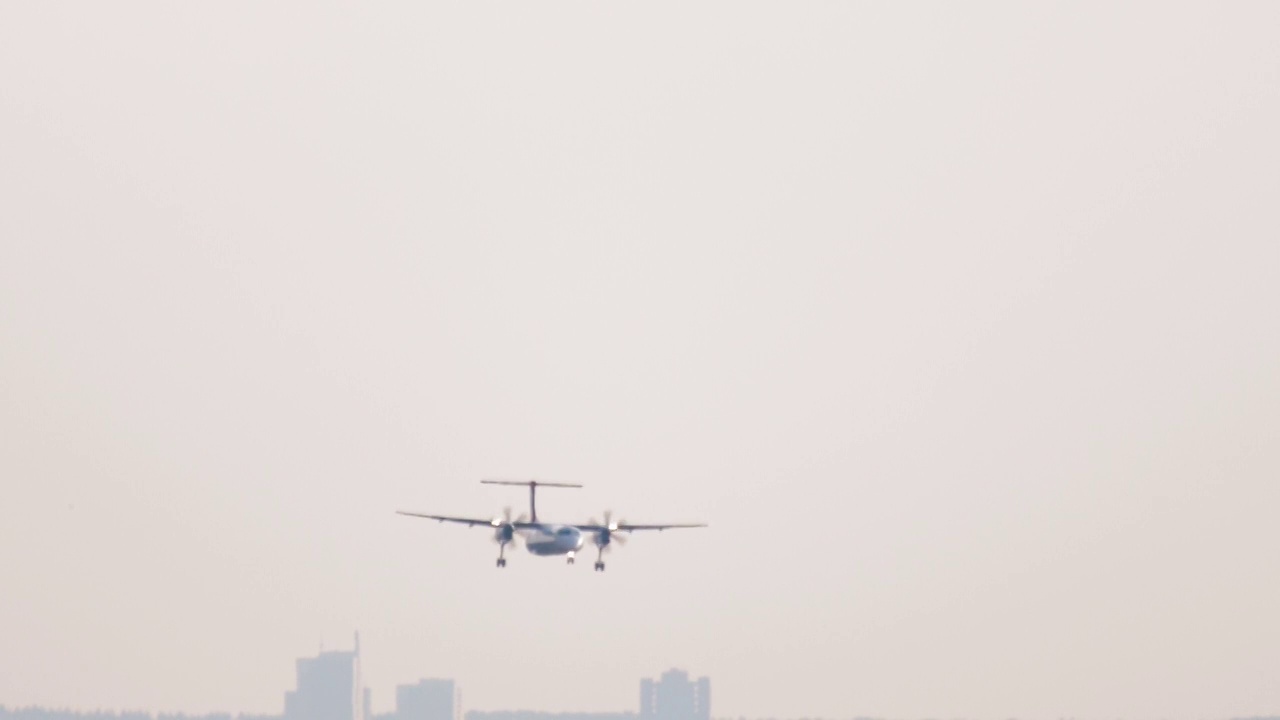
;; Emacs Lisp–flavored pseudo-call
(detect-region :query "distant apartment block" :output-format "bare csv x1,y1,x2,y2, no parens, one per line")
639,670,709,720
397,679,458,720
285,634,368,720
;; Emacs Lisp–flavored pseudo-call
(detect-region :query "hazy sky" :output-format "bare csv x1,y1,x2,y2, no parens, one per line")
2,4,1279,720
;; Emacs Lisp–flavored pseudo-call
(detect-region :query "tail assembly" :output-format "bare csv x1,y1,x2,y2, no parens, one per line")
480,479,582,522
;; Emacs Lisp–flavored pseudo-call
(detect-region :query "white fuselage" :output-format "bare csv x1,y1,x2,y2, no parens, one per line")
519,524,586,556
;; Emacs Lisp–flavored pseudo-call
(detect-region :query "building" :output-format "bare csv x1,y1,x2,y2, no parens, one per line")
284,634,367,720
396,679,458,720
639,670,709,720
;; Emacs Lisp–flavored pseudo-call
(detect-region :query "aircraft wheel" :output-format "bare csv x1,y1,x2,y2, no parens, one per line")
496,558,506,568
594,562,605,572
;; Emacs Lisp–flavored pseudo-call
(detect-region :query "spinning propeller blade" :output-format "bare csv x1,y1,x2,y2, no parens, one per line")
491,507,524,544
591,511,628,552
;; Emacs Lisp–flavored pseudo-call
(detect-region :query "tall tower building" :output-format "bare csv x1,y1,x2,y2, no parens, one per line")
396,679,458,720
639,670,709,720
285,633,366,720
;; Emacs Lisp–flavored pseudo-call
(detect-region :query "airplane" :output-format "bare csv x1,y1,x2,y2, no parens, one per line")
397,480,706,571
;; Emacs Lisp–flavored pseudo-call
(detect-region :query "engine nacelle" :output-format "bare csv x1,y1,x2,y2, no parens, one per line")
494,524,516,544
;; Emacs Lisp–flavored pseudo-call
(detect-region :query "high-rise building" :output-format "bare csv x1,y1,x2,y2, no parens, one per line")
396,679,458,720
284,634,366,720
638,670,709,720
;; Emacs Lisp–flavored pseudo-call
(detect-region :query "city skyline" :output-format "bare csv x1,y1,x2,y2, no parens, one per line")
1,636,708,720
0,639,1275,720
4,637,1277,720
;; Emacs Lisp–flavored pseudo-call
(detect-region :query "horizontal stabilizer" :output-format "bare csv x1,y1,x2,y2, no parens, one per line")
481,479,583,488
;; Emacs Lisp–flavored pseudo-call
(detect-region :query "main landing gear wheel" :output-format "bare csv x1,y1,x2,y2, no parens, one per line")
594,561,606,572
496,558,507,568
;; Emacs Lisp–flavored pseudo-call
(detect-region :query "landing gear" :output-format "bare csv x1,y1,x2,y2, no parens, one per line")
594,561,606,572
567,552,575,565
496,541,509,569
496,558,507,568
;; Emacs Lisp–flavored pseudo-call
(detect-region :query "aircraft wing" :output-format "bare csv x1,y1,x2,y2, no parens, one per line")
575,522,707,532
396,509,537,527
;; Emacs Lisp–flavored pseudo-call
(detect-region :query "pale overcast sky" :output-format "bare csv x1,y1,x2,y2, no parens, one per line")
2,4,1279,720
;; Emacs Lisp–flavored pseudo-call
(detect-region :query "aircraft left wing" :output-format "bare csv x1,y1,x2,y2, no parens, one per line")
574,522,707,532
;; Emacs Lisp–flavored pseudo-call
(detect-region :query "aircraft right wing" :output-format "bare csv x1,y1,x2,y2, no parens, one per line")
396,511,499,527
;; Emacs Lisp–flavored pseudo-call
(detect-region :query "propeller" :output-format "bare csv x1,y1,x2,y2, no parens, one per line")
587,511,628,553
491,506,527,545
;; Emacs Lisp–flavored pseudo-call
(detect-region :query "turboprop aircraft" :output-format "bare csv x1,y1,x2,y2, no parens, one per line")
397,480,706,571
